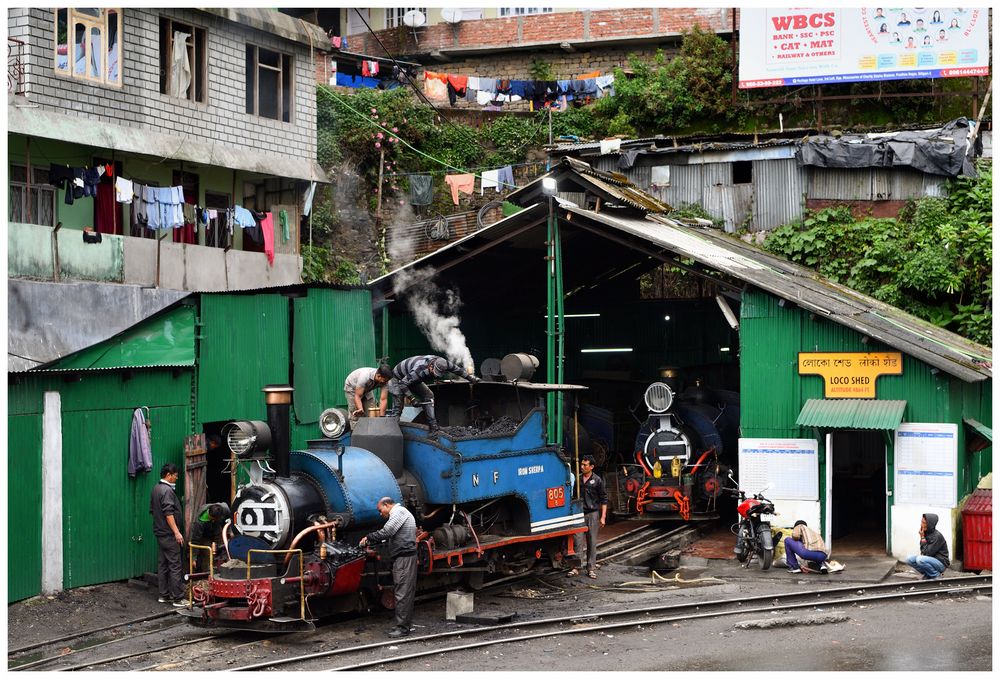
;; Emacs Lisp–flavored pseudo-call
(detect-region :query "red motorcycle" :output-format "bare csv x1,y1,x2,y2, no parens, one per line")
726,472,776,570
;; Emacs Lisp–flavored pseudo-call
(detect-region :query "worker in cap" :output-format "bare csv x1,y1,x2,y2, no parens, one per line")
386,355,480,436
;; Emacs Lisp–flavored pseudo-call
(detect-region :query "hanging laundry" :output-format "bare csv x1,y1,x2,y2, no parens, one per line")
169,31,192,98
260,211,276,265
128,408,153,479
232,205,257,228
409,174,433,206
476,89,494,106
114,176,133,203
95,182,118,235
577,69,601,80
599,138,622,155
444,173,475,205
302,181,317,217
279,209,289,242
182,202,196,224
595,74,615,98
423,72,448,101
480,169,499,194
496,165,516,191
361,59,380,77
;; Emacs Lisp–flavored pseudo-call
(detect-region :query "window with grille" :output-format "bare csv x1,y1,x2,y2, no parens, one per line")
9,165,57,226
499,7,554,17
159,17,208,103
53,8,122,86
386,8,428,28
245,45,293,122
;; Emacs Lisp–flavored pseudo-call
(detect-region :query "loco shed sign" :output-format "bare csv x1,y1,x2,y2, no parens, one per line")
739,8,989,89
798,351,903,398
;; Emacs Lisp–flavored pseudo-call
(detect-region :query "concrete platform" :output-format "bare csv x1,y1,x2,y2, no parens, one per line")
679,554,900,584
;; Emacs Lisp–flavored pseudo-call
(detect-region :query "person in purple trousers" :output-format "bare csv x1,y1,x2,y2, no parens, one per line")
784,520,829,574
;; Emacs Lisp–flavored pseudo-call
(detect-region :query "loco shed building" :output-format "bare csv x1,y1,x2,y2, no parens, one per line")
370,157,991,565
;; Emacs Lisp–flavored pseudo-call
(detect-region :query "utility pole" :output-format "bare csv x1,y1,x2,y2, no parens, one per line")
375,147,386,269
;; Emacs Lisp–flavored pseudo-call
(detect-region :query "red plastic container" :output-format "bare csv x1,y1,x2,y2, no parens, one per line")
961,488,992,572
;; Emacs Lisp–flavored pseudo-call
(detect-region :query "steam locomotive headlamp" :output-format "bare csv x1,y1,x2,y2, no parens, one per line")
224,420,272,458
644,382,675,414
319,407,349,439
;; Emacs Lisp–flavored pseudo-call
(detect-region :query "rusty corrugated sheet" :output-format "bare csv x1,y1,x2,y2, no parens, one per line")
753,158,807,231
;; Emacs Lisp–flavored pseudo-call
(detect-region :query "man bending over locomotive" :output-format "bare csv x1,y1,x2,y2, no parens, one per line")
344,364,392,428
385,355,480,436
360,497,418,638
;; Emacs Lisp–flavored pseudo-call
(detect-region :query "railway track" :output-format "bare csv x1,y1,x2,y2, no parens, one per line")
5,522,687,671
231,575,992,671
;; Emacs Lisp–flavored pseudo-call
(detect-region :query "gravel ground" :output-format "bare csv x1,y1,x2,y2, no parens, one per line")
9,556,991,671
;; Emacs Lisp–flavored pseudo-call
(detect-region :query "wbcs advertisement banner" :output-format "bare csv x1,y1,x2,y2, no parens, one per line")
739,8,989,89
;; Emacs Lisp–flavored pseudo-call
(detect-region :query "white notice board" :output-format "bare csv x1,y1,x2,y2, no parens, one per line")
738,438,819,500
894,423,957,508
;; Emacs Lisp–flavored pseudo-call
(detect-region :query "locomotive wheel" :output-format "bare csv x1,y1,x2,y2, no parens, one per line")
461,570,485,591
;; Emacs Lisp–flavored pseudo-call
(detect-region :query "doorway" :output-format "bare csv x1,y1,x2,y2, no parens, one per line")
830,430,887,554
202,421,234,506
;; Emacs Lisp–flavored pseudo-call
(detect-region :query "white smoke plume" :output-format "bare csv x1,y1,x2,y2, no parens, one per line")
392,264,475,373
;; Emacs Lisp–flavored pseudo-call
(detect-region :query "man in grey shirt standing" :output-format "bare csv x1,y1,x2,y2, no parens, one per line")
360,497,418,637
150,463,187,606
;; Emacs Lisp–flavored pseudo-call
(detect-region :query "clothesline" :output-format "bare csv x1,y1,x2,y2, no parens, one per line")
384,160,547,178
424,70,616,109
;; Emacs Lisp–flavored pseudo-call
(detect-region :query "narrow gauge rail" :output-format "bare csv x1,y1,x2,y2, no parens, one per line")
233,575,992,671
6,523,683,672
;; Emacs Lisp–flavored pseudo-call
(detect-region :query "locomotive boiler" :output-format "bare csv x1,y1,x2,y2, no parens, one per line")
180,380,587,632
618,380,739,521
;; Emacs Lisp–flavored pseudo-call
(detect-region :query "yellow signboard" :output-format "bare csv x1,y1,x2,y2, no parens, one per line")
798,352,902,399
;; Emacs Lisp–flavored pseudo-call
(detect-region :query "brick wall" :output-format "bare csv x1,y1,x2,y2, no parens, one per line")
16,8,318,161
345,8,735,52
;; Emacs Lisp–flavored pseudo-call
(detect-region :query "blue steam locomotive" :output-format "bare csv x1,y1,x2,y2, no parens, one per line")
180,379,586,632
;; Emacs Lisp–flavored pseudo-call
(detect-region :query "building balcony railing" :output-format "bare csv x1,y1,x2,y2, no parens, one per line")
9,36,26,96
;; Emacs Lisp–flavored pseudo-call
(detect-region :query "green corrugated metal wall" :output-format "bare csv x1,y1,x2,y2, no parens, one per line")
197,294,290,425
740,287,992,486
292,289,375,425
8,414,43,602
6,370,191,601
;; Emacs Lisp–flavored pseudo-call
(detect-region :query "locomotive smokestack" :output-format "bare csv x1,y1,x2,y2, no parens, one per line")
263,385,294,478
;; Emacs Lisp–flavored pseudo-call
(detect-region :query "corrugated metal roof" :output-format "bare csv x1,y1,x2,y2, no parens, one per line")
796,399,907,430
31,306,196,372
563,206,991,382
372,160,991,383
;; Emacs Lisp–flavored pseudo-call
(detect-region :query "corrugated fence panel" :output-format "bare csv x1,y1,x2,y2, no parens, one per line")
8,414,43,602
292,288,376,424
888,168,935,199
62,403,189,588
753,158,807,231
808,167,873,200
651,164,705,208
921,174,947,197
197,294,290,425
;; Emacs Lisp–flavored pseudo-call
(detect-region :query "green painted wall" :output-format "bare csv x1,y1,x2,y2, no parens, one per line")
8,414,43,602
6,369,192,600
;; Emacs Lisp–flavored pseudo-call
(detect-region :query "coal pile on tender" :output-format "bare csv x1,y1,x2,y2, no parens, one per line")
439,415,520,439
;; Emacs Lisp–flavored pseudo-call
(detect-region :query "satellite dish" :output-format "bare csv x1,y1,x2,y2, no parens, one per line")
440,8,463,24
402,10,426,27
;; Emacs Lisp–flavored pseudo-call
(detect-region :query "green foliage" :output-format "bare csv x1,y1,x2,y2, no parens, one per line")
599,27,734,135
529,58,554,82
763,163,992,345
301,245,361,285
669,202,724,228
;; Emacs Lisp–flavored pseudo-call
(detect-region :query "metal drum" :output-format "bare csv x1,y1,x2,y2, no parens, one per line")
501,353,539,381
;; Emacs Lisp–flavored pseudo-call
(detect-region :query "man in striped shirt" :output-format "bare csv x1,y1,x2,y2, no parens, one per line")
360,497,418,637
386,355,480,435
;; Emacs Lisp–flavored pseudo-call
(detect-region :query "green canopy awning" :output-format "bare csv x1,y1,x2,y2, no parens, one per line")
796,399,907,430
35,305,196,372
963,418,993,442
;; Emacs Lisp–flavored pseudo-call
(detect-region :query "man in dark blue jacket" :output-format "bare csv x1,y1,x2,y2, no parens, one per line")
906,512,950,579
386,355,479,434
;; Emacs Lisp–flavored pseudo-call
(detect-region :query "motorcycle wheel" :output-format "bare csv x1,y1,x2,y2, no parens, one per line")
759,546,773,570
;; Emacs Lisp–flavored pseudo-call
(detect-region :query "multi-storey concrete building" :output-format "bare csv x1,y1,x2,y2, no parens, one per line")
7,8,330,369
